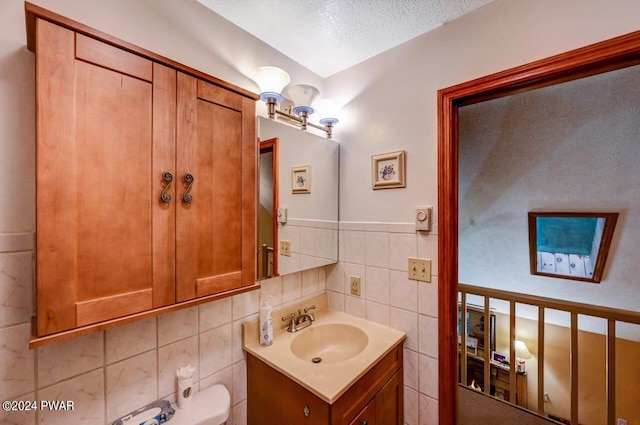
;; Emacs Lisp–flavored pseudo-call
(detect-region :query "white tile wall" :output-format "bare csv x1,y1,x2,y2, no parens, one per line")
0,232,326,425
1,226,437,425
327,224,439,425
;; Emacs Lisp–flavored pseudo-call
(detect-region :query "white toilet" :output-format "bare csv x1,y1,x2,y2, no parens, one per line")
170,384,231,425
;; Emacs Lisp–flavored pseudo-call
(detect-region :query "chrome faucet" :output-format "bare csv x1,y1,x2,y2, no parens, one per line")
297,305,316,324
281,305,316,333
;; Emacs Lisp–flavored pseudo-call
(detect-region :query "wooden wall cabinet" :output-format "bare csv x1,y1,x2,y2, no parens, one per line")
247,342,404,425
26,3,258,345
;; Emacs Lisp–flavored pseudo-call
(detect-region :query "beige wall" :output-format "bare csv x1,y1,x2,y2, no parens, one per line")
2,0,640,424
324,0,640,422
325,0,640,224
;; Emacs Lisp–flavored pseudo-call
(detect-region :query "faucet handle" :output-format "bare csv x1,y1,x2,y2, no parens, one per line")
281,313,296,332
282,313,295,322
303,305,316,321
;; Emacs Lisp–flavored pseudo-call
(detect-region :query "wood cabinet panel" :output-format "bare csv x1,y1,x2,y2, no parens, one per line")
247,342,403,425
151,62,177,308
375,369,403,425
349,398,376,425
36,18,167,335
35,18,77,335
30,4,257,344
247,354,330,425
75,33,152,81
331,344,402,424
176,74,254,301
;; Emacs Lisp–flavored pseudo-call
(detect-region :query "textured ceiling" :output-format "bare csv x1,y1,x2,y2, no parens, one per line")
197,0,494,77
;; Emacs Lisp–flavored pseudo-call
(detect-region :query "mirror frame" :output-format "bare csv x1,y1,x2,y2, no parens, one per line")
438,31,640,424
528,212,618,283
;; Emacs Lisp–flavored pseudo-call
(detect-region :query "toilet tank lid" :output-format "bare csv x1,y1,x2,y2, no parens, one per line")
170,384,230,425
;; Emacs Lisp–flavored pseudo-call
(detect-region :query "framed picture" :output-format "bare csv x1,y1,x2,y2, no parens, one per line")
528,212,618,283
371,150,406,189
291,165,311,194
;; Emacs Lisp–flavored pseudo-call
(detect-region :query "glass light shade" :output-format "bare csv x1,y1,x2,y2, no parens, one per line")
515,340,532,359
286,84,320,114
315,98,343,125
253,66,290,102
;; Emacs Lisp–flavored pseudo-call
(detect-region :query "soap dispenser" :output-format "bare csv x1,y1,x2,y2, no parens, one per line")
259,296,274,346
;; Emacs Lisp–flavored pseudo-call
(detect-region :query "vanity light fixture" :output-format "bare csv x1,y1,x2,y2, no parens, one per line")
253,66,291,119
315,98,342,140
253,66,341,139
286,84,319,130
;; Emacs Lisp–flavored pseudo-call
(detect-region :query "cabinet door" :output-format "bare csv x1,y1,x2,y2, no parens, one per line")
175,73,256,301
247,354,329,425
374,371,403,425
349,399,376,425
35,19,176,336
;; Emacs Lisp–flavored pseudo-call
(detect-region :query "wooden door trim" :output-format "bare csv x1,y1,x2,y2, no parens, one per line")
259,137,279,278
437,29,640,424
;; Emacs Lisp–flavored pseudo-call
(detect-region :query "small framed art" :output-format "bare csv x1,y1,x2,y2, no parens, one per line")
372,150,406,189
291,165,311,194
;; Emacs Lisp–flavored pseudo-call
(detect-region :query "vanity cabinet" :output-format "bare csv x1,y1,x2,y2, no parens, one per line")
27,3,257,342
247,342,404,425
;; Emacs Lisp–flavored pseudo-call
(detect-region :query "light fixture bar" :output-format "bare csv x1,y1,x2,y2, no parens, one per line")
273,109,335,139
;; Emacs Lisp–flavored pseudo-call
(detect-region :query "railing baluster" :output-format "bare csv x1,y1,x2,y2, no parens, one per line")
483,296,491,395
509,301,516,404
456,283,640,422
570,312,579,425
461,292,468,387
606,319,616,425
537,307,545,415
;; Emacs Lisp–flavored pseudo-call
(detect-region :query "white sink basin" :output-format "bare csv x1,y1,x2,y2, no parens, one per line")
290,323,369,364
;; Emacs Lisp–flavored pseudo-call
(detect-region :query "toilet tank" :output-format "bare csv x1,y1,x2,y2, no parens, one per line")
169,384,230,425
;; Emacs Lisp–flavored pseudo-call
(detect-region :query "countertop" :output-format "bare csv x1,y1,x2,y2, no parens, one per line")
242,294,406,403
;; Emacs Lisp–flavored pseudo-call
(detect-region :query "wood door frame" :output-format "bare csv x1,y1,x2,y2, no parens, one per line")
437,30,640,424
259,137,279,279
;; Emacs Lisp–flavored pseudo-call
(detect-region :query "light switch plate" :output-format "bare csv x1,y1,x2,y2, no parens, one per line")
408,257,431,282
280,240,291,257
350,276,361,296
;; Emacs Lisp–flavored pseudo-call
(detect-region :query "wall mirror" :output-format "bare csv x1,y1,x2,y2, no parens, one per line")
528,212,618,283
257,117,339,279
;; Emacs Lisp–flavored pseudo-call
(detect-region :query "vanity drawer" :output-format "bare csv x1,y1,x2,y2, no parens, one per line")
247,354,329,425
247,341,403,425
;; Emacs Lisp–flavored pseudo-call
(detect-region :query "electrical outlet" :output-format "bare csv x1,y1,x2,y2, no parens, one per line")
408,257,431,282
617,419,627,425
350,276,361,296
280,240,291,257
